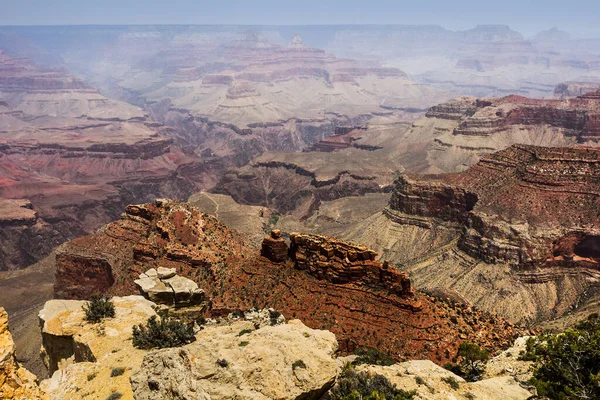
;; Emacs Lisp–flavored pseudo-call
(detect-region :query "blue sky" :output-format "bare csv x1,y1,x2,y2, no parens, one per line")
2,0,599,37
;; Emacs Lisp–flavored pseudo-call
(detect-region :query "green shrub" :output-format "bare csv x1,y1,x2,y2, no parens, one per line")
269,309,282,325
442,376,460,390
292,360,307,370
268,213,280,226
414,376,425,385
352,347,396,366
520,314,600,399
110,367,125,377
328,367,415,400
443,362,463,376
82,294,115,323
239,341,250,347
238,329,253,336
132,314,195,350
216,359,228,368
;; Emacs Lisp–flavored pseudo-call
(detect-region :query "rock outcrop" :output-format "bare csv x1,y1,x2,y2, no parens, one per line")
345,144,600,326
0,307,47,399
288,233,415,299
357,360,532,400
260,229,288,262
134,267,207,308
131,319,338,400
53,200,521,364
35,294,339,400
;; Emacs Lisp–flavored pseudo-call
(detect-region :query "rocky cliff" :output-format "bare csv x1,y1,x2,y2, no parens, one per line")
53,199,521,364
0,307,46,399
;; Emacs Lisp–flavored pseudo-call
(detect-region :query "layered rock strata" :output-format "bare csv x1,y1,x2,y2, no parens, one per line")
354,144,600,325
390,145,600,268
0,51,206,271
288,233,415,299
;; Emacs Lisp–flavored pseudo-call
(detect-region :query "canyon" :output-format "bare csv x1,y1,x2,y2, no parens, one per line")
0,50,209,271
215,91,600,218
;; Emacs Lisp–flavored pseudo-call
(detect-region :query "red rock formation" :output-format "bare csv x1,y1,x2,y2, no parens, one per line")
389,144,600,269
428,93,600,141
289,233,415,300
53,199,521,363
260,229,288,262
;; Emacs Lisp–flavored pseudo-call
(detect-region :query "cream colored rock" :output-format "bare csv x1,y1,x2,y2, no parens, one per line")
156,267,176,279
131,319,338,400
0,307,47,400
358,359,533,400
484,336,534,383
39,296,157,400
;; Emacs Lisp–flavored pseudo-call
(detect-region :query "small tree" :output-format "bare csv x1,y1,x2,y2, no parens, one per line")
457,342,489,381
83,294,115,323
522,314,600,399
132,314,195,349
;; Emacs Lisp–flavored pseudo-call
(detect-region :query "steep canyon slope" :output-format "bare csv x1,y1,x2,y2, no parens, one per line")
51,199,521,365
341,144,600,328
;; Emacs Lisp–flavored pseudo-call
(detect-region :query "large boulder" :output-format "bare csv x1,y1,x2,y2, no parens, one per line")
134,269,207,307
39,296,157,400
357,360,533,400
131,319,338,400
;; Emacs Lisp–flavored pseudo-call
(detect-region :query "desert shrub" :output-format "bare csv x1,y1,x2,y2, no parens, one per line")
442,376,460,390
352,347,396,366
292,360,307,370
82,294,115,323
414,376,425,385
239,341,250,347
457,342,489,381
328,366,415,400
269,309,282,325
106,393,122,400
110,367,125,377
238,328,252,336
268,213,280,226
520,314,600,399
132,314,195,349
216,359,228,367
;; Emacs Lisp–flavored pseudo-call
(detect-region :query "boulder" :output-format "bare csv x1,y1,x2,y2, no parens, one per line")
357,360,533,400
261,230,288,262
156,267,176,279
134,269,206,307
131,319,338,400
134,276,174,304
163,275,205,306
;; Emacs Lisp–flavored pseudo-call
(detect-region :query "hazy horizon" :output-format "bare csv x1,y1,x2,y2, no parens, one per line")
2,0,600,38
